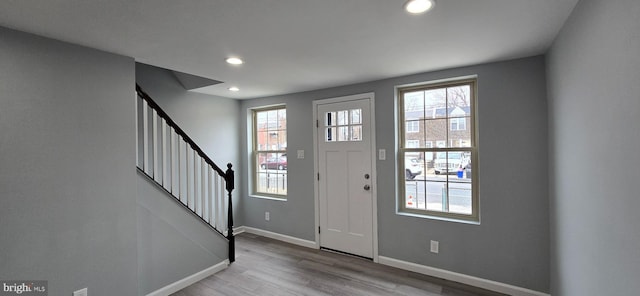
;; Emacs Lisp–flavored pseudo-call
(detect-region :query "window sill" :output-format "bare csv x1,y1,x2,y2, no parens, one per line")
249,194,288,202
396,210,480,225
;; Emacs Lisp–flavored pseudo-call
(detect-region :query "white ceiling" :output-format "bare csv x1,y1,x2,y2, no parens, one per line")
0,0,578,99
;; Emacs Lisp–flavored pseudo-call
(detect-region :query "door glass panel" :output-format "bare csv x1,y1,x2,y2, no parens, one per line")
324,108,364,142
337,126,348,141
337,110,348,125
326,127,335,142
350,125,362,141
350,109,361,124
326,112,336,126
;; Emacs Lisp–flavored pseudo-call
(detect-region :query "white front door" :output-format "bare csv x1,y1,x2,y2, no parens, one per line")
316,95,374,258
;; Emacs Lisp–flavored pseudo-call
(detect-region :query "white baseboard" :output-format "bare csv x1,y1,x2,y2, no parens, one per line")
233,225,246,235
146,259,229,296
242,226,318,249
378,256,549,296
223,226,246,237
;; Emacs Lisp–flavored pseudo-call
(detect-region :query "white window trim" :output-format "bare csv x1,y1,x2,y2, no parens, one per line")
396,77,479,223
248,104,288,200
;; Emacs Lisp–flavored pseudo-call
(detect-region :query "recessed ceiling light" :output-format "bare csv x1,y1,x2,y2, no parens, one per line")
225,57,244,65
404,0,435,14
228,86,240,92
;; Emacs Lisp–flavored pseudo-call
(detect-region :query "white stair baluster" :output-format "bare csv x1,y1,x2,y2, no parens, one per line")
207,166,214,224
152,110,161,183
162,119,170,191
170,127,178,196
135,95,140,168
142,100,150,175
194,153,201,216
201,160,208,220
179,137,188,205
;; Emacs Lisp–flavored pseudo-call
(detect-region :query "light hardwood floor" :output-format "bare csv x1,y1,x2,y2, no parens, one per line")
171,233,506,296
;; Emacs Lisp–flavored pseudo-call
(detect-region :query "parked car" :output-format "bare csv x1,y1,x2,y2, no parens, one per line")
260,155,287,170
405,157,422,180
434,152,470,175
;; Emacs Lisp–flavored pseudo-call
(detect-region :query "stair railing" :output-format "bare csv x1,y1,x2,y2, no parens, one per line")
135,84,235,262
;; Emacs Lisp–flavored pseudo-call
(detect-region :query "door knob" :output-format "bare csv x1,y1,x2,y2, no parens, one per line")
364,184,371,191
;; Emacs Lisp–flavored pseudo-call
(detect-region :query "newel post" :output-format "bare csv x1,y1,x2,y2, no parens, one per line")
225,163,235,263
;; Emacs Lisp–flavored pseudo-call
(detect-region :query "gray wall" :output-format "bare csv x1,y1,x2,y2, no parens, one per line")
137,172,227,295
547,0,640,295
240,56,550,292
0,27,138,296
136,63,243,225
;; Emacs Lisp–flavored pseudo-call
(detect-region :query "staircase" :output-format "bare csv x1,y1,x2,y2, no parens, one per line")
135,85,235,262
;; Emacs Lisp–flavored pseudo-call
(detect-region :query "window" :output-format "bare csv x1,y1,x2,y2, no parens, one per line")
450,117,466,131
253,107,287,197
407,140,420,148
398,78,478,222
406,121,420,133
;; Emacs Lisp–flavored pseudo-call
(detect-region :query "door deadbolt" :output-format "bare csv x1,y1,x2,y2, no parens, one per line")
364,174,370,179
364,184,371,191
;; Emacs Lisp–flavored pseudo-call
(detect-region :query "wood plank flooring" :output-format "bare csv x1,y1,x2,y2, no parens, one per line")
171,233,506,296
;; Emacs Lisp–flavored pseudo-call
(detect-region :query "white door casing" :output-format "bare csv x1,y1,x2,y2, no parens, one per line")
313,93,377,260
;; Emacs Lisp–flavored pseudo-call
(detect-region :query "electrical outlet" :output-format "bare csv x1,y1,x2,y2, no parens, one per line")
297,150,304,159
430,240,439,254
378,149,386,160
265,211,270,221
73,288,87,296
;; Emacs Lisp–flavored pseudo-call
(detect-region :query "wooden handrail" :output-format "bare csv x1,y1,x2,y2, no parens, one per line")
136,84,226,177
